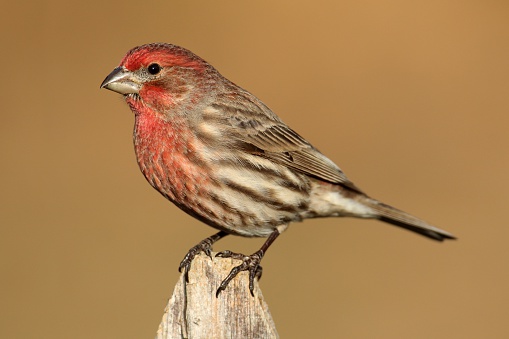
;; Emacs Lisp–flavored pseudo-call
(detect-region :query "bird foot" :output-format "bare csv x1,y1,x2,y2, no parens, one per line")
179,238,215,282
215,250,264,297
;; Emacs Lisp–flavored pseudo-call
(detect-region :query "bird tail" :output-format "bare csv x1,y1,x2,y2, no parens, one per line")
363,198,456,241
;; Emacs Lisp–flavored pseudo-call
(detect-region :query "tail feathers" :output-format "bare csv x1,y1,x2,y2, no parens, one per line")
366,199,456,241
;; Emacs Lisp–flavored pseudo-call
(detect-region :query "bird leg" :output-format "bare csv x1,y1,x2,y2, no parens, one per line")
179,231,228,282
215,229,281,297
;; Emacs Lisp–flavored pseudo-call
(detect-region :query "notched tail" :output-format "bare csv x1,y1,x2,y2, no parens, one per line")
366,199,456,241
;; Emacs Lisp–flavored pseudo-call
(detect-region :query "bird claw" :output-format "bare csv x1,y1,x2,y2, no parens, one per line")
215,250,264,297
178,238,216,282
215,250,246,260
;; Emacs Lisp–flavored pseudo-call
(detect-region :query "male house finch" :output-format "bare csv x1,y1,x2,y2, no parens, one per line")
101,43,455,296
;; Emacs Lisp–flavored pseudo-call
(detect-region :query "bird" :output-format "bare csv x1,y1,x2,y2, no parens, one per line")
100,43,455,296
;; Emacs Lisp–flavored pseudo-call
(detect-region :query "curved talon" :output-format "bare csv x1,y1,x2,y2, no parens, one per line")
249,268,258,296
255,265,263,280
179,247,201,282
178,231,228,282
215,250,264,297
216,250,246,260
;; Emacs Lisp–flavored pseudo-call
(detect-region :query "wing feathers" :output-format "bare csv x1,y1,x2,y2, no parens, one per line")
215,89,362,192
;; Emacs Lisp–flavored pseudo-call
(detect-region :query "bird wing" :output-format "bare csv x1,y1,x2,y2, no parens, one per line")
242,123,363,193
215,92,363,193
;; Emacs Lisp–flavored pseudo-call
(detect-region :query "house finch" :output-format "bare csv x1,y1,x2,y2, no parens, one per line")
101,43,455,296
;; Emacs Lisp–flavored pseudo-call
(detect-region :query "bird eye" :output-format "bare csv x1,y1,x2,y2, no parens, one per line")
147,63,161,75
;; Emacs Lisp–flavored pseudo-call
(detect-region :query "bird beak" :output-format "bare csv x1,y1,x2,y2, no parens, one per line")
100,67,141,95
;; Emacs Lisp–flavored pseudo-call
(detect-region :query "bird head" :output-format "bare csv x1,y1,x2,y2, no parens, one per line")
100,43,215,113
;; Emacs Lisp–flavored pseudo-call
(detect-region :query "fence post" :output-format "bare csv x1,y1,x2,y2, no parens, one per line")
156,252,279,339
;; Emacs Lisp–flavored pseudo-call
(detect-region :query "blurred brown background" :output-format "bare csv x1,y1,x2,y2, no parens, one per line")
1,1,508,338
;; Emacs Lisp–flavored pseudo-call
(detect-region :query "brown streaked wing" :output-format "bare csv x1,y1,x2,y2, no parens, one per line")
216,92,363,193
246,125,363,193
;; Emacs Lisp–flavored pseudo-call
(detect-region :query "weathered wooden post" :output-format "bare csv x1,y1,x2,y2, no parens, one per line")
156,253,279,339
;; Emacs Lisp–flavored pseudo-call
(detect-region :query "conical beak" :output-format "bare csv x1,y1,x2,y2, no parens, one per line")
100,67,141,95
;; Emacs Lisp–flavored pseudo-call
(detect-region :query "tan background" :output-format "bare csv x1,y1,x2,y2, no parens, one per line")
1,1,508,338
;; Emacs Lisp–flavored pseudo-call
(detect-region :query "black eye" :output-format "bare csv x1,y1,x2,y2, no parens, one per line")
147,63,161,75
